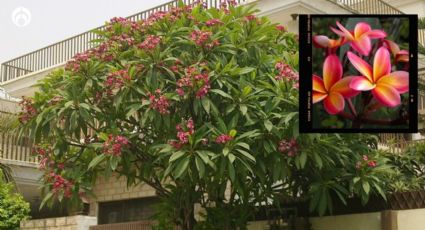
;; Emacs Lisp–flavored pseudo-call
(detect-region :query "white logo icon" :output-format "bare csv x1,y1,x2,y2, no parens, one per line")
11,7,31,27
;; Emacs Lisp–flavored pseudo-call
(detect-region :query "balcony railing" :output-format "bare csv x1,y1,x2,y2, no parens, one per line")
378,133,425,154
0,0,247,83
332,0,403,14
420,29,425,48
0,133,35,163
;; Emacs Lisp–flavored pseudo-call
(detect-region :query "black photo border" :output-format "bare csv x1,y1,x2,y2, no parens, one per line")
299,14,418,133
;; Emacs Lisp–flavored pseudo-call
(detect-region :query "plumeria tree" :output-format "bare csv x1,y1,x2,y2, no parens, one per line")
20,2,392,229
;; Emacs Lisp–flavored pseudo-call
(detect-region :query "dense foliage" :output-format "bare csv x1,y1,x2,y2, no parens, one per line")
0,170,30,230
20,1,395,229
384,142,425,192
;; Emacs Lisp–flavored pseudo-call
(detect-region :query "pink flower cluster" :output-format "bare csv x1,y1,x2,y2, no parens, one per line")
65,53,89,72
190,30,212,46
206,19,223,27
38,157,54,170
356,155,377,169
111,34,135,46
110,17,127,24
276,25,286,32
65,42,115,72
148,89,170,114
146,11,168,25
215,134,233,144
47,172,73,198
105,70,131,94
32,145,66,170
89,42,114,61
220,0,237,9
32,145,48,156
48,96,63,106
106,17,139,31
245,15,256,21
103,134,129,156
138,35,162,50
19,97,37,123
275,61,299,88
168,59,183,73
278,138,299,157
177,67,211,98
169,118,195,149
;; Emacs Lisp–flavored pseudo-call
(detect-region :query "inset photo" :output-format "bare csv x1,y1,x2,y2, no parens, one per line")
299,15,418,133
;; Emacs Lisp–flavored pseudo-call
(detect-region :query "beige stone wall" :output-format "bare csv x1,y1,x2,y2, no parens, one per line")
393,208,425,230
20,215,97,230
88,175,156,216
309,212,382,230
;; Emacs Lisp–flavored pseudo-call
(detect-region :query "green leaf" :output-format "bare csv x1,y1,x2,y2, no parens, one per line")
110,156,119,171
238,67,255,75
292,120,299,138
240,105,248,116
333,189,347,206
313,152,323,169
216,117,227,133
237,129,261,139
236,149,256,163
318,189,328,216
88,143,103,149
284,112,298,124
374,184,387,201
195,156,205,178
99,133,109,141
201,97,211,114
228,153,236,163
174,158,190,179
88,154,106,170
242,86,252,97
169,151,186,162
210,89,233,100
79,103,90,110
362,181,370,194
236,142,250,150
264,120,273,132
40,192,54,210
228,162,235,182
223,147,230,156
299,151,307,168
197,150,216,170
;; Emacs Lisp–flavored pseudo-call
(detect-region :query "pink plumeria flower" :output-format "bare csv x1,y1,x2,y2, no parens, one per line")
331,21,386,56
313,35,347,49
347,47,409,107
313,55,360,114
383,39,409,63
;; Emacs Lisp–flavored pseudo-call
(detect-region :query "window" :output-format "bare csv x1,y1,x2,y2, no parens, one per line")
98,197,159,224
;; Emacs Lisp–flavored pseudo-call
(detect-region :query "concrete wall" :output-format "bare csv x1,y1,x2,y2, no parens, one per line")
389,209,425,230
0,62,65,98
0,98,20,113
253,0,352,33
384,0,425,17
307,209,425,230
310,212,381,230
88,175,156,217
20,215,97,230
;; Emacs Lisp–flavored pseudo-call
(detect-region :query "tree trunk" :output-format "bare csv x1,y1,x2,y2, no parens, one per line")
181,204,196,230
